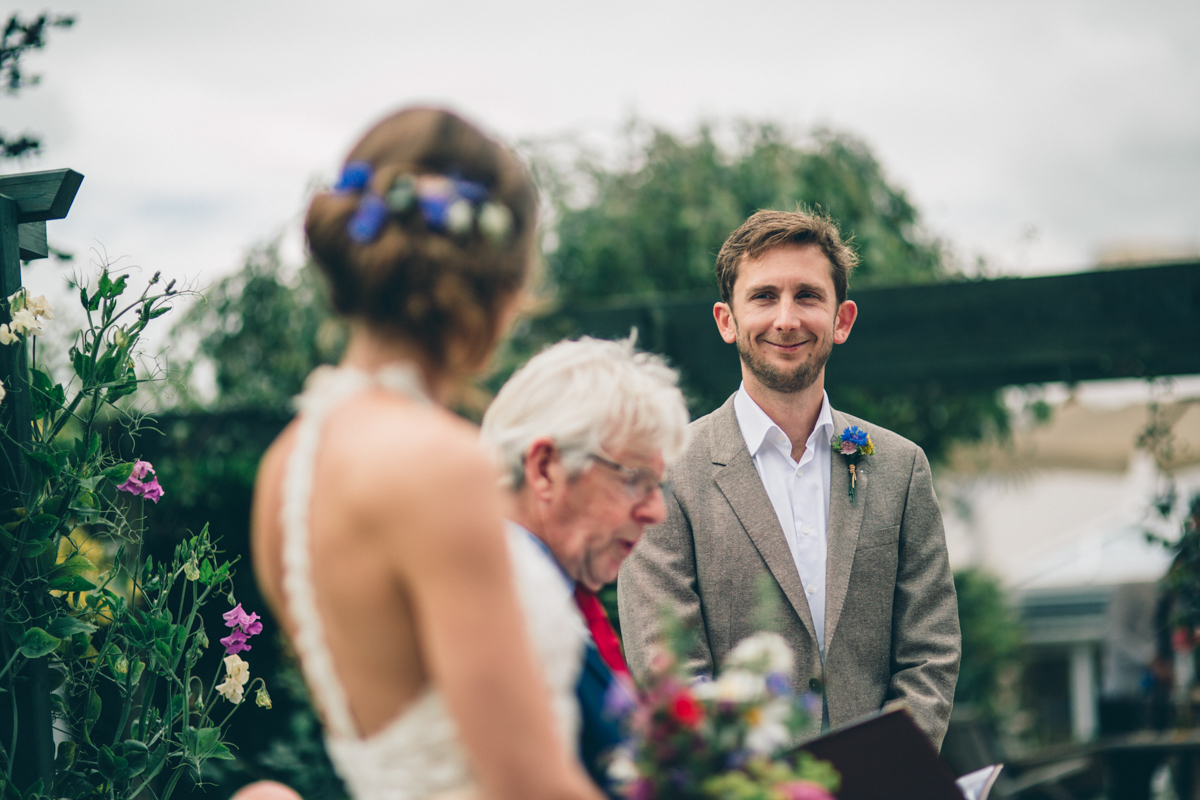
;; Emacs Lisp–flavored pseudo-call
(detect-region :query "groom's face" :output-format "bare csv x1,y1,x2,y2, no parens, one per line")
713,243,857,395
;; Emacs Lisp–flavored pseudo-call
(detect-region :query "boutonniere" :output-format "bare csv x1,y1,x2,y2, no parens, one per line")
832,426,874,503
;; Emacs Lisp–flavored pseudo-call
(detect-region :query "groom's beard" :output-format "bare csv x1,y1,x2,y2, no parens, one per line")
736,328,833,394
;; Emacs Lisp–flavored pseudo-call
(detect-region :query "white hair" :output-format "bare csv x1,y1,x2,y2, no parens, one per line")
481,336,691,488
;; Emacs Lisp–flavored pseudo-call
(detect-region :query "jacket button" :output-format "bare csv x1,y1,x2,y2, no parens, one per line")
809,678,823,693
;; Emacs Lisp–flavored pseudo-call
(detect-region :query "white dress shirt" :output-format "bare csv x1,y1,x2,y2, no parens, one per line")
733,384,834,655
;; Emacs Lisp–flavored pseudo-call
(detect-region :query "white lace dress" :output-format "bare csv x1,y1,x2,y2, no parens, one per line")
281,365,586,800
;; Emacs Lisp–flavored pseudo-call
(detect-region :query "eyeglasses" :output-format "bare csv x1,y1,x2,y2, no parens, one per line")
588,452,669,502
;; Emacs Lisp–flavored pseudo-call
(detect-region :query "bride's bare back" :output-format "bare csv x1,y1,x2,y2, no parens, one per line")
252,384,599,800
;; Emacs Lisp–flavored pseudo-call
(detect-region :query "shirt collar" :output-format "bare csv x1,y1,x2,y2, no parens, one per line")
734,383,835,458
505,519,575,590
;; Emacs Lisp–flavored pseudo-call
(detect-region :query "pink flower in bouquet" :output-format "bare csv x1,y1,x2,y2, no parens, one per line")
775,780,836,800
627,778,656,800
1173,626,1199,653
669,689,705,728
839,440,858,455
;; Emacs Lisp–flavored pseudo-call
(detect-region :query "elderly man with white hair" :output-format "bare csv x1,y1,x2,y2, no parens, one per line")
481,336,690,798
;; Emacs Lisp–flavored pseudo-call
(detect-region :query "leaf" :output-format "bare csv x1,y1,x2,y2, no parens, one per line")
97,745,127,780
18,627,61,658
120,740,149,776
54,740,76,770
47,554,96,590
72,347,92,382
104,462,136,485
21,448,66,482
19,779,42,800
180,726,236,766
96,271,112,299
27,514,59,540
47,616,98,638
50,575,96,593
84,689,101,728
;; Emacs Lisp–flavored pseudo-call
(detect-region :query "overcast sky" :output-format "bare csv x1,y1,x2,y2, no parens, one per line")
4,0,1199,303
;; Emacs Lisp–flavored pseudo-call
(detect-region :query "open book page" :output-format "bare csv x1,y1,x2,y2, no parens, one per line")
956,764,1003,800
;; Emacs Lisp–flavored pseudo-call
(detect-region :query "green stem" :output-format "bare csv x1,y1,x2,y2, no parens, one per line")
0,648,21,685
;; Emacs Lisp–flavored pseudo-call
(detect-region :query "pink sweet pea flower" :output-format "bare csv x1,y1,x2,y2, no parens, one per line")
220,629,251,655
223,603,263,634
839,440,858,455
141,477,165,503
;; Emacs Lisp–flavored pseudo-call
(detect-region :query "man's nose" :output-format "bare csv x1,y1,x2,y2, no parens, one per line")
634,486,668,526
773,298,801,329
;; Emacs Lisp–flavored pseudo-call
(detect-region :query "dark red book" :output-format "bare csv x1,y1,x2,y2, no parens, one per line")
794,704,981,800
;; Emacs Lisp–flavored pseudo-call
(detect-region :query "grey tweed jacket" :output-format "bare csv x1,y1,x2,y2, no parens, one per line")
617,395,960,748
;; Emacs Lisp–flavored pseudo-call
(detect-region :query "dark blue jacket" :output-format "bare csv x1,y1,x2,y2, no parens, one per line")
576,644,628,799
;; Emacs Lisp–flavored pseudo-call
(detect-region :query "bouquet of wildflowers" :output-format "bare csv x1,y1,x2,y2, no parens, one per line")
608,625,840,800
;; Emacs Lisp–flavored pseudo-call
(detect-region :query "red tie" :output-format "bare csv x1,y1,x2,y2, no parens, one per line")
573,585,631,678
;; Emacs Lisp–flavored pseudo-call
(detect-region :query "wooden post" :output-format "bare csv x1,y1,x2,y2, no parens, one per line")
0,168,82,791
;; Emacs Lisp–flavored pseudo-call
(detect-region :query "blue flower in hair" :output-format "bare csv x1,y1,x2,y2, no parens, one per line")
334,160,373,193
347,194,388,243
451,178,489,204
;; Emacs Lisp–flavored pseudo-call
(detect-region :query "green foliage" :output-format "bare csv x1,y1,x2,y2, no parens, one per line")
0,267,266,800
953,569,1024,725
175,245,342,410
533,121,944,305
1,12,75,161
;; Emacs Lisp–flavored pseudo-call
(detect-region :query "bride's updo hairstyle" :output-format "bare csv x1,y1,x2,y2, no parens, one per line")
306,108,538,375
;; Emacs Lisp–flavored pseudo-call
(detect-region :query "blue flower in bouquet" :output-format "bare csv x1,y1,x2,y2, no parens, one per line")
766,672,792,697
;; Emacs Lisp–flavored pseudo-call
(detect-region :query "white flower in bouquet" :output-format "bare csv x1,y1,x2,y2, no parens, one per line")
694,668,766,703
607,745,639,784
727,631,794,675
0,325,16,345
744,697,793,755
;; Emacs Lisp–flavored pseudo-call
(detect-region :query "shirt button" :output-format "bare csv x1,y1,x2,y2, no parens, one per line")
797,468,804,476
806,585,816,594
776,434,786,444
803,525,811,534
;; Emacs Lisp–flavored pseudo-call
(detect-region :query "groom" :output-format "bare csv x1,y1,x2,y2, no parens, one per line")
618,209,961,748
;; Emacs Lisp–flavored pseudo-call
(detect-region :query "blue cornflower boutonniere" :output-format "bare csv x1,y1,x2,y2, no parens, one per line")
831,426,874,503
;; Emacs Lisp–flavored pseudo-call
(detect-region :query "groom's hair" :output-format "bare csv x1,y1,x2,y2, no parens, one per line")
480,336,690,490
715,208,859,306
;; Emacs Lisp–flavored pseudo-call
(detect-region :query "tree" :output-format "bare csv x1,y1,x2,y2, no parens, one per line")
1,12,75,162
522,120,1008,461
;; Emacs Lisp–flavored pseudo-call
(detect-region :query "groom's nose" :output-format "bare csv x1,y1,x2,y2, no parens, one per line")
632,486,667,526
773,297,803,330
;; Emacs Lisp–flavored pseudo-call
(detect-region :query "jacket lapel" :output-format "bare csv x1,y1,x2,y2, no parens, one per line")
709,397,818,644
823,408,867,652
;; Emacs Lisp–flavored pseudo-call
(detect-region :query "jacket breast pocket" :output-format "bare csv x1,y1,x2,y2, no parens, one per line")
856,524,900,551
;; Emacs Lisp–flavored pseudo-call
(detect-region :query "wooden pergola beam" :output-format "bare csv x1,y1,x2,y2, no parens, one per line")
554,261,1200,397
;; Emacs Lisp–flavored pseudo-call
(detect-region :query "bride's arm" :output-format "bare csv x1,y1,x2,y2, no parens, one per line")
384,434,603,800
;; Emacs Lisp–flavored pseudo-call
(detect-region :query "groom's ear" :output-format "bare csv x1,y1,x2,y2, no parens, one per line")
713,301,737,344
523,437,560,500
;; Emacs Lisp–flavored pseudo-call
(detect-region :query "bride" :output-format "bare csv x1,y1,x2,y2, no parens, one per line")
250,108,603,800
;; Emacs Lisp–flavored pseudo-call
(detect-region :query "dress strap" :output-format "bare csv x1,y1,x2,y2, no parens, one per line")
280,364,430,740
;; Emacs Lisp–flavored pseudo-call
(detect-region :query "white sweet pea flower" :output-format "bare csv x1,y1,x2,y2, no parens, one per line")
7,289,25,310
0,324,17,345
726,631,794,675
744,697,792,754
0,379,6,404
217,654,251,703
9,309,43,337
29,295,54,320
216,675,245,704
